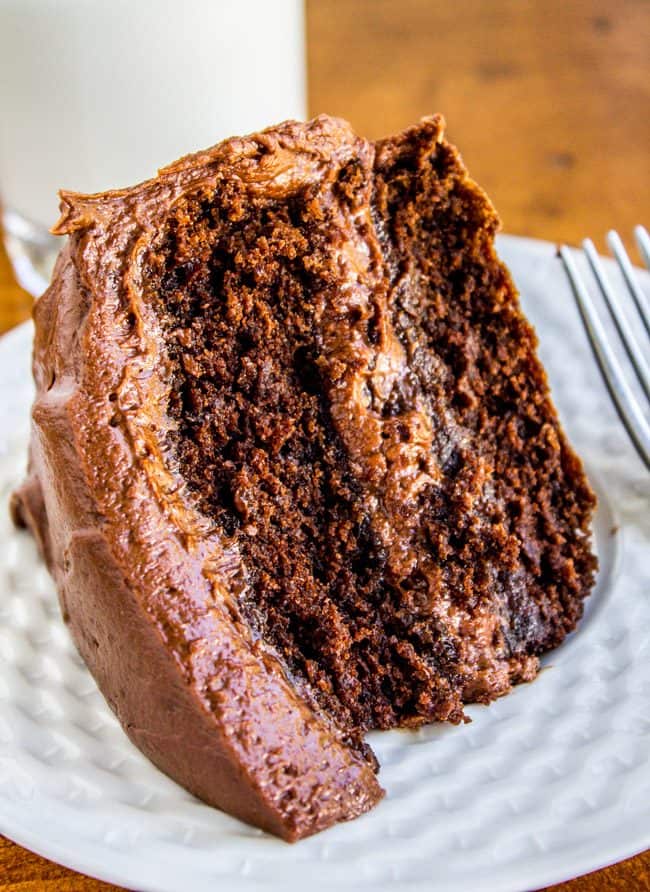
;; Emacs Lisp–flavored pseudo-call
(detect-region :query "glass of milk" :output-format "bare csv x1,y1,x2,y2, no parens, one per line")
0,0,306,295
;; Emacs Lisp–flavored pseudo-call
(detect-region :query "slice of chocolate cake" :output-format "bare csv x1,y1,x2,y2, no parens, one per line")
12,115,597,840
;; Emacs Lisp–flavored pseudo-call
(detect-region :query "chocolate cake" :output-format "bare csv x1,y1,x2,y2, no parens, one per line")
12,115,597,841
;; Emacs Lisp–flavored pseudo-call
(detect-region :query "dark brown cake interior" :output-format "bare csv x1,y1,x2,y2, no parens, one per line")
144,120,596,744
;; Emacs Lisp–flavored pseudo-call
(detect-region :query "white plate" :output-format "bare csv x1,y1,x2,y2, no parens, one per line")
0,235,648,892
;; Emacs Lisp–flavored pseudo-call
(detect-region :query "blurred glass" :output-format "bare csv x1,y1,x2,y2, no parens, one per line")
0,0,306,294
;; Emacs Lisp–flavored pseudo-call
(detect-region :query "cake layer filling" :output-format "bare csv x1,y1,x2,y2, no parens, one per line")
144,123,596,735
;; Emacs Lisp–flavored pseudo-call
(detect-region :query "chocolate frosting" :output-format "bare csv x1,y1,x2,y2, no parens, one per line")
11,117,387,841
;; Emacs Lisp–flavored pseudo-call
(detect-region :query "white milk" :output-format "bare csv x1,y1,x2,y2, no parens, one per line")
0,0,306,230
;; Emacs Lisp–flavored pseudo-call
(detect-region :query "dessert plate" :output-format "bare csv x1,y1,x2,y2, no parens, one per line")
0,235,648,892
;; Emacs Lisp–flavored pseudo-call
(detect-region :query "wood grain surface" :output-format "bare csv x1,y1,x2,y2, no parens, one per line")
1,0,648,889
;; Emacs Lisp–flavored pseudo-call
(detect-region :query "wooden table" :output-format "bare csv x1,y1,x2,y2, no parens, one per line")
1,1,648,889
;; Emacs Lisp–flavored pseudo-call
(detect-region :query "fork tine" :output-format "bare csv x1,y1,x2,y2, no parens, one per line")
635,225,650,272
559,245,650,470
583,239,650,403
607,230,650,338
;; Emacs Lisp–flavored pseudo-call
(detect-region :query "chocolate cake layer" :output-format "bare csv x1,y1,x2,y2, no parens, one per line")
12,115,597,840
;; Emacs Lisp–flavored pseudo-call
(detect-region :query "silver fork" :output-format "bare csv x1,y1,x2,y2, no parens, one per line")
559,226,650,470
